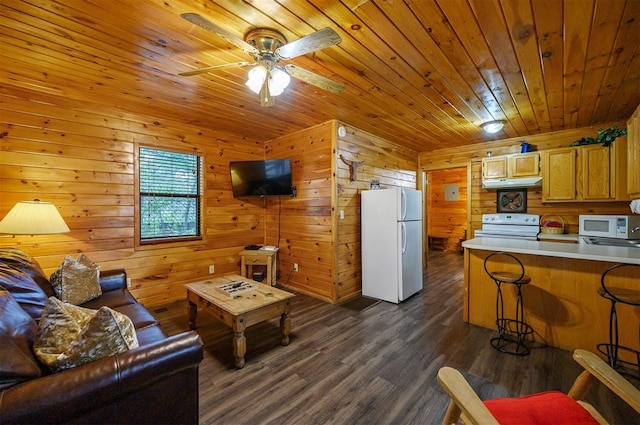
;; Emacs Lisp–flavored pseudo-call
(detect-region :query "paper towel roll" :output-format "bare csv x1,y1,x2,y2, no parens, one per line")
631,199,640,214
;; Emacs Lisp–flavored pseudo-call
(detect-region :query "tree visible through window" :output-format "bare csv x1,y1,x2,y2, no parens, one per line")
139,147,203,242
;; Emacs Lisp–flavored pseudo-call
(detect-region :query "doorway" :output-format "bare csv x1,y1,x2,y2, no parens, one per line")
425,167,468,255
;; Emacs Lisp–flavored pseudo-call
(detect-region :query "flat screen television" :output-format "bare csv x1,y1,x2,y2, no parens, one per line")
230,159,293,197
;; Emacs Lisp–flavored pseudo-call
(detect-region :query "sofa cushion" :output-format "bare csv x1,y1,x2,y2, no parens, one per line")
0,264,48,321
135,323,168,346
34,297,138,372
81,288,137,310
112,303,159,330
0,287,42,390
50,254,102,305
484,390,599,424
0,248,54,297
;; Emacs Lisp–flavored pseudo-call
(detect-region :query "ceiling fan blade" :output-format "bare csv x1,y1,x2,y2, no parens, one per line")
181,13,258,57
285,64,345,95
276,27,342,60
179,61,252,76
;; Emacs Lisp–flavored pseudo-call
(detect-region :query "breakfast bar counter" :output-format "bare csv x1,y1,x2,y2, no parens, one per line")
462,237,639,355
463,237,640,265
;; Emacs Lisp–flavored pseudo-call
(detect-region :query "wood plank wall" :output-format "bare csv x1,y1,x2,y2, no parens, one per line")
264,121,335,302
419,122,631,236
427,167,468,251
335,123,419,302
0,88,266,307
264,121,419,303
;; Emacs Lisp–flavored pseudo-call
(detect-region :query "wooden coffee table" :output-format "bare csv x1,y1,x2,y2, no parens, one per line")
185,274,295,368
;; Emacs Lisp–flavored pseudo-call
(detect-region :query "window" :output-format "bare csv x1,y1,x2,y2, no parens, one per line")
139,147,203,243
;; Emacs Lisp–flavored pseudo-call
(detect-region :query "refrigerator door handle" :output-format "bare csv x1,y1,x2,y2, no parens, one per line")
401,222,407,254
400,190,407,221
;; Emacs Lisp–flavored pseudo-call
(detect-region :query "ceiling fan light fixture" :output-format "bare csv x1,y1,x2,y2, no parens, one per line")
180,14,344,106
246,65,267,94
268,67,290,96
481,120,505,134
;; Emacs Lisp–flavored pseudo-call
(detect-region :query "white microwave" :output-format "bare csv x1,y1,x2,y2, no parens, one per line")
579,215,640,239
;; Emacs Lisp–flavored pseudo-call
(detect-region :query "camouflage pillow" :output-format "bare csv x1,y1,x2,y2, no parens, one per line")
34,297,138,372
50,254,102,305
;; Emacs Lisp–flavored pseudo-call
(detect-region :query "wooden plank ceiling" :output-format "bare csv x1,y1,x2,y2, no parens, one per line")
1,0,639,152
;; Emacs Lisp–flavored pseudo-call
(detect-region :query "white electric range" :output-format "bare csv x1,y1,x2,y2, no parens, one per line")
474,213,540,241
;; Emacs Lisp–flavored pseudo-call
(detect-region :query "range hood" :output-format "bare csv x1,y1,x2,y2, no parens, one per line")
482,176,542,189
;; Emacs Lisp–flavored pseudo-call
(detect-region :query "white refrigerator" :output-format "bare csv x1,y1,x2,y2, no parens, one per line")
361,188,423,303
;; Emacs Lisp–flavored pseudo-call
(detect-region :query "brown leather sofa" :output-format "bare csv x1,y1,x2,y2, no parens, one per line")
0,248,203,425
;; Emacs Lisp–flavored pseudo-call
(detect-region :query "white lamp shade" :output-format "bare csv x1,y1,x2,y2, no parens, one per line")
268,67,290,96
246,66,267,94
0,200,70,235
246,65,290,98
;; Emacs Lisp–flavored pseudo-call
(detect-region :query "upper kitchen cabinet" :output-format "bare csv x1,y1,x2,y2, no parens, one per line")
482,152,541,189
541,139,628,202
581,145,613,200
482,153,540,179
482,156,508,179
541,148,576,201
628,104,640,198
511,153,540,177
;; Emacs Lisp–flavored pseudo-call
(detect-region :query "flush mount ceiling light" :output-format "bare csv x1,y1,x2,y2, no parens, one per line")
481,120,506,134
179,13,345,107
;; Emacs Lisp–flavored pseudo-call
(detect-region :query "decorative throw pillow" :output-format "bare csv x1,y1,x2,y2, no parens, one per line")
0,287,42,390
50,253,102,305
34,297,138,372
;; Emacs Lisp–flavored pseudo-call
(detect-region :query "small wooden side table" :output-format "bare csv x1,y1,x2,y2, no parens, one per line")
239,249,277,286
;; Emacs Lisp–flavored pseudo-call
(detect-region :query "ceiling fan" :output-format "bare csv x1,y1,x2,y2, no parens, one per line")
179,13,345,107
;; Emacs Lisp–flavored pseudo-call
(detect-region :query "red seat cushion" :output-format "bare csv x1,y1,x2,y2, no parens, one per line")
484,391,599,425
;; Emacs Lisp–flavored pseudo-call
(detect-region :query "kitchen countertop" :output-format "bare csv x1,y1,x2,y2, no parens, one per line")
462,237,640,265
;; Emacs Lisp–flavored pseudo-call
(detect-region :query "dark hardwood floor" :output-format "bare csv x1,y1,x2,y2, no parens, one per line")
152,250,639,424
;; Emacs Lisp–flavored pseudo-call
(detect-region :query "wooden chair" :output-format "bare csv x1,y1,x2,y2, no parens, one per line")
437,349,640,425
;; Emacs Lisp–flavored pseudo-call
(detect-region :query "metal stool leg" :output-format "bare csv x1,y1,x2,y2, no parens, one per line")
485,252,533,356
597,263,640,379
609,300,619,369
513,283,532,355
490,281,532,355
495,281,505,339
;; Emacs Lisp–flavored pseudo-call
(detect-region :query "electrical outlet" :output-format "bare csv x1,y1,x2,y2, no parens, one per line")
340,210,345,220
293,263,299,272
208,265,215,274
126,278,132,289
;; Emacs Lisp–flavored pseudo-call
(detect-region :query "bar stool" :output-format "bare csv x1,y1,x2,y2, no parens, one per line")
596,263,640,378
484,252,533,355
